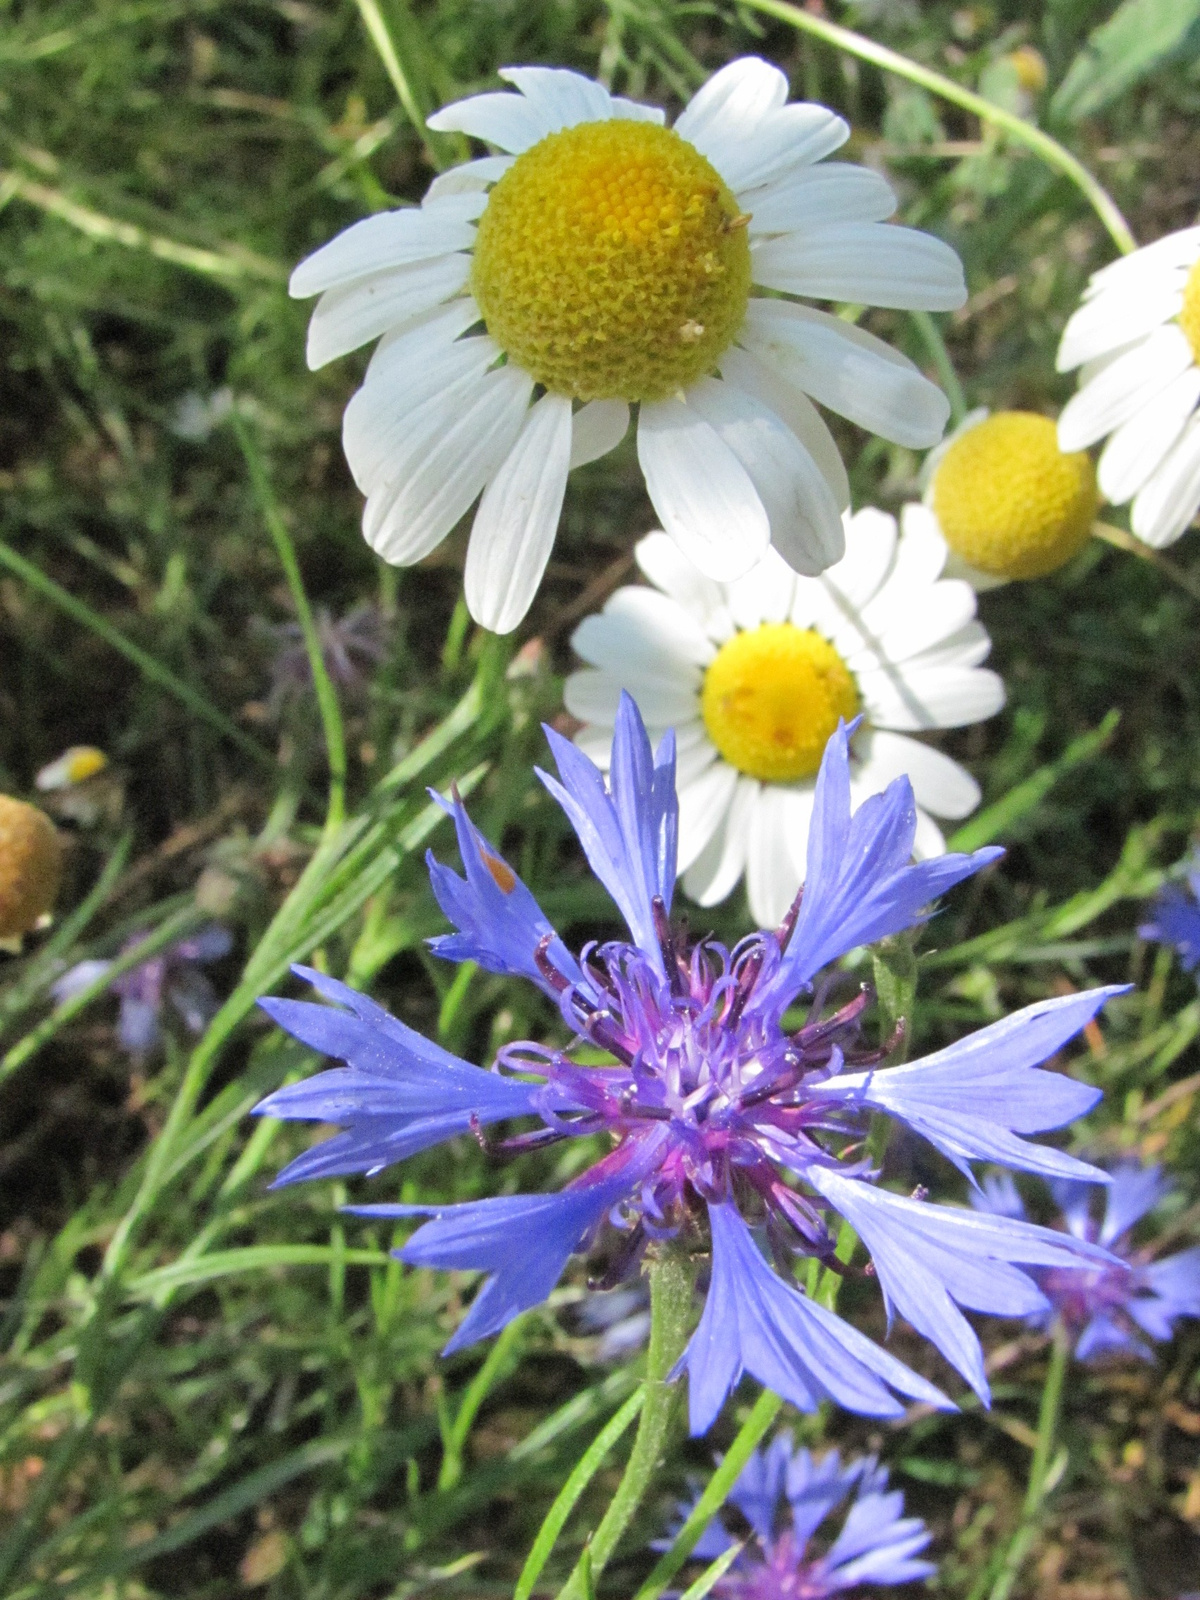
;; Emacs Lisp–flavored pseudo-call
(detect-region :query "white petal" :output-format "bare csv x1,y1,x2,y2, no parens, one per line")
1085,227,1200,296
855,728,980,819
878,503,950,591
742,300,950,449
674,57,788,150
363,365,533,564
725,547,798,628
497,66,614,131
1056,283,1180,372
563,667,699,728
911,807,946,859
859,665,1005,732
682,776,759,906
820,506,900,610
858,579,977,666
898,502,948,567
677,762,739,873
635,532,732,635
637,398,770,581
1097,368,1200,504
711,103,850,194
719,345,849,511
585,586,715,668
902,621,993,673
752,222,966,311
675,721,720,786
569,400,629,468
1131,414,1200,548
745,786,810,927
747,162,895,236
362,296,482,387
574,723,615,763
1057,324,1194,451
290,194,484,298
611,96,666,125
424,156,515,201
427,91,549,152
464,393,573,633
345,323,497,493
305,254,470,368
685,377,845,574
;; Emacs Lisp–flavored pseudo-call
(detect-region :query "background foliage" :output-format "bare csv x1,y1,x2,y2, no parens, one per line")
2,0,1200,1595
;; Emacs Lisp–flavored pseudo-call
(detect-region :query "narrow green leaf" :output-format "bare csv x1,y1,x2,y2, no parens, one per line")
127,1244,391,1299
1052,0,1200,121
678,1540,747,1600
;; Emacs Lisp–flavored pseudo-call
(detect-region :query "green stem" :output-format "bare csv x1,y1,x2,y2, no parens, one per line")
0,534,272,768
737,0,1136,256
979,1326,1070,1600
555,1251,695,1600
633,1387,782,1600
232,412,347,832
909,310,967,427
352,0,464,171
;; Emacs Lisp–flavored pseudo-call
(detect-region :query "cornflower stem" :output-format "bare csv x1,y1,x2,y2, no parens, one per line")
632,1387,783,1600
981,1325,1071,1600
735,0,1136,257
231,411,348,833
1092,520,1200,607
555,1250,695,1600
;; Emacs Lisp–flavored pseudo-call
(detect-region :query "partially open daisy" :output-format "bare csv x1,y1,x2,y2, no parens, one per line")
565,508,1004,926
919,409,1099,588
290,59,966,632
1058,227,1200,549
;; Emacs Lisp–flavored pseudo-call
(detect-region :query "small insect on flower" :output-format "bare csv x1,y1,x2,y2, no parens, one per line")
658,1434,935,1596
289,59,965,633
972,1165,1200,1361
1139,853,1200,978
565,511,1004,925
53,926,233,1056
1058,226,1200,549
918,409,1098,586
256,695,1126,1434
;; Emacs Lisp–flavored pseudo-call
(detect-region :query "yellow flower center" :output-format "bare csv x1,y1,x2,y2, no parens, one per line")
931,411,1098,579
1178,258,1200,366
471,120,752,403
0,795,63,939
701,624,859,784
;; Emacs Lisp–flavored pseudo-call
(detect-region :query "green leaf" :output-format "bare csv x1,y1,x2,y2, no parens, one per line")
1051,0,1200,121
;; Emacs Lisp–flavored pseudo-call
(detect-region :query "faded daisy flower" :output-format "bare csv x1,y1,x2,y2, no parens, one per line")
290,59,965,632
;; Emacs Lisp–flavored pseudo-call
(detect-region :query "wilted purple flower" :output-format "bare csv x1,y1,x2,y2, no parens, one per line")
1140,854,1200,976
972,1165,1200,1360
267,604,386,712
53,926,232,1054
660,1435,934,1596
256,695,1124,1433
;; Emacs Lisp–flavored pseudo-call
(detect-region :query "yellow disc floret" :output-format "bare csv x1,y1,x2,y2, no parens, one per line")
931,411,1098,579
0,795,64,938
701,624,859,784
1178,258,1200,366
471,121,752,403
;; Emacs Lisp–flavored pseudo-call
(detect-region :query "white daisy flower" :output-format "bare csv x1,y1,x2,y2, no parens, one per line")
564,508,1005,926
290,58,966,633
1058,226,1200,549
921,408,1098,588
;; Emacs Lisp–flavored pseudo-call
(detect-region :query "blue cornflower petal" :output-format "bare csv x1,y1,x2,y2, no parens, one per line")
255,966,544,1184
810,988,1126,1185
1098,1162,1174,1245
538,692,677,966
970,1172,1026,1221
728,1432,796,1544
1136,1247,1200,1330
1140,882,1200,973
677,1202,952,1435
1075,1312,1149,1362
806,1168,1120,1402
425,793,582,993
348,1145,658,1355
762,723,1000,1006
823,1489,936,1587
786,1447,862,1548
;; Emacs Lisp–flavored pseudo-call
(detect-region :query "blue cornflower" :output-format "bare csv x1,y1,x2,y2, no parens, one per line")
661,1434,934,1596
973,1164,1200,1361
53,925,232,1055
1139,853,1200,975
256,695,1126,1433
